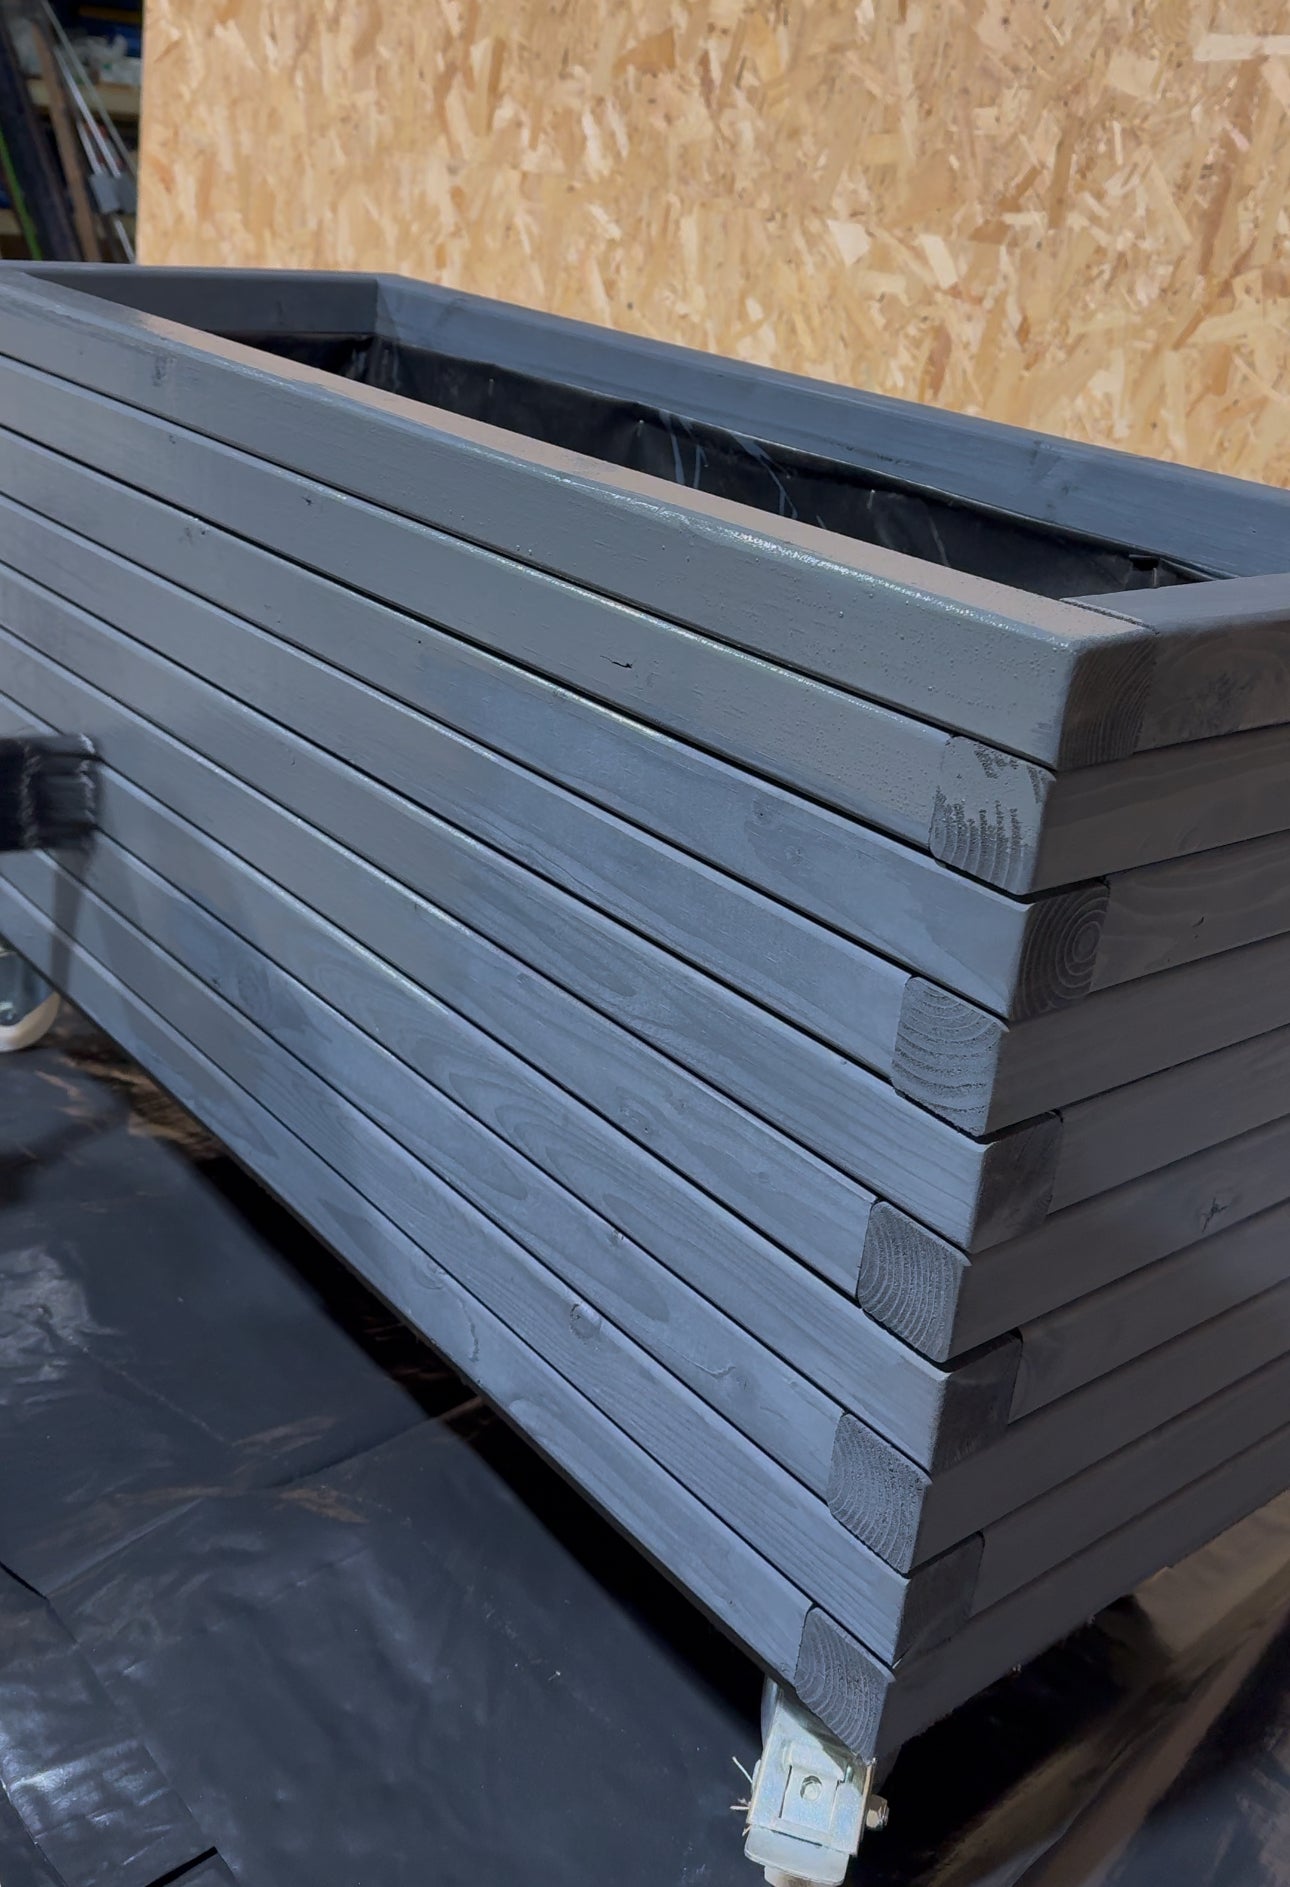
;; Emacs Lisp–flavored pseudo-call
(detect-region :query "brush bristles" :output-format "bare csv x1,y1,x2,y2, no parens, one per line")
0,736,98,852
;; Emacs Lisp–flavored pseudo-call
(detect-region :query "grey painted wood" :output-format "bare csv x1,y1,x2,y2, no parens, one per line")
1095,830,1290,989
1050,1023,1290,1212
0,272,1161,770
1031,720,1290,890
801,1425,1290,1761
22,751,1290,1736
0,356,954,850
0,862,823,1704
27,476,1245,1143
1007,1200,1290,1418
0,577,1060,1249
975,1350,1290,1608
5,355,1256,905
831,1263,1290,1569
932,726,1290,896
11,262,382,333
860,1113,1290,1358
3,718,1021,1474
1089,573,1290,748
0,620,869,1288
0,489,917,1075
0,848,980,1666
30,264,1285,600
895,929,1290,1134
0,422,1107,1022
367,271,1290,591
0,714,838,1484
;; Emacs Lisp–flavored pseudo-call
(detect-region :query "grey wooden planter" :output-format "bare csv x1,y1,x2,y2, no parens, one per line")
1,263,1288,1787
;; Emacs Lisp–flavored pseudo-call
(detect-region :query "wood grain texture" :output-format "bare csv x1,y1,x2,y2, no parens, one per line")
929,741,1053,895
1089,573,1290,749
856,1204,974,1362
1033,719,1290,888
0,269,1153,768
24,744,1020,1473
897,929,1290,1134
842,1267,1290,1569
0,420,1110,1022
0,870,823,1706
1007,1199,1290,1419
0,490,920,1077
0,628,870,1291
862,1115,1290,1360
134,1,1290,498
0,848,980,1665
1051,1023,1290,1212
807,1425,1290,1761
0,571,1060,1249
1096,830,1290,988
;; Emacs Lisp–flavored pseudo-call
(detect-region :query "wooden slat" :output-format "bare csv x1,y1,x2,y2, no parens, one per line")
975,1351,1290,1608
1031,721,1290,889
1051,1025,1290,1212
0,868,826,1708
0,271,1155,770
1089,573,1290,749
860,1116,1290,1358
12,263,380,332
895,929,1290,1133
0,575,1059,1250
0,730,1021,1475
800,1436,1290,1761
1007,1201,1290,1419
0,422,1106,1023
1095,829,1290,988
0,624,869,1288
831,1269,1290,1570
0,852,980,1666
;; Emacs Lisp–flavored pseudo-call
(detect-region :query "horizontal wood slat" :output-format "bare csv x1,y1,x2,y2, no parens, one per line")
0,852,978,1668
0,576,1058,1250
0,636,869,1288
0,272,1153,772
860,1116,1290,1359
0,424,1104,1023
832,1262,1290,1570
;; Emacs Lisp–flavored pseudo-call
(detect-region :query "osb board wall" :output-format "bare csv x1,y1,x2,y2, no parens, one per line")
138,2,1290,485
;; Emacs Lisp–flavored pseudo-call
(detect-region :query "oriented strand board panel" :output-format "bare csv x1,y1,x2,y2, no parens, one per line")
136,2,1290,485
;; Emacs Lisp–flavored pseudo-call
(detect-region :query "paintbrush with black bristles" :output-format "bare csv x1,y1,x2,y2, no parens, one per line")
0,735,98,852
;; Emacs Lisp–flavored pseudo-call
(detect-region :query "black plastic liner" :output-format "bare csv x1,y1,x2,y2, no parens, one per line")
2,1019,1289,1887
234,330,1199,602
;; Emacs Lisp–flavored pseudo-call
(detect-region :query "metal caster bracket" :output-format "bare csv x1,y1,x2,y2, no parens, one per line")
742,1682,887,1885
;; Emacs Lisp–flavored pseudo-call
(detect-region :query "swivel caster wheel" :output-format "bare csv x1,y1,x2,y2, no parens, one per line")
0,947,60,1053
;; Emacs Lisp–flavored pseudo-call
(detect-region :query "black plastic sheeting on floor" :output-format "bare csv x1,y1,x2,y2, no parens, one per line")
0,1017,1288,1887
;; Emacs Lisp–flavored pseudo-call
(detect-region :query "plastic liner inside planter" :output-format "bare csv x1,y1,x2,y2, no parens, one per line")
235,327,1198,602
